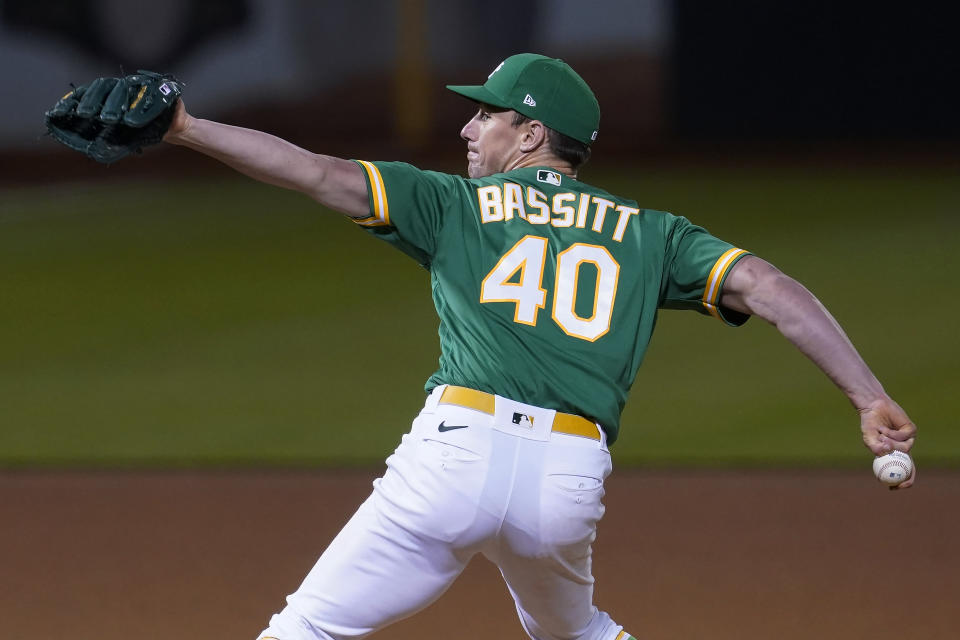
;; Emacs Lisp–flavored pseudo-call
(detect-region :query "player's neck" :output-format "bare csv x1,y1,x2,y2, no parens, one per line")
506,150,577,179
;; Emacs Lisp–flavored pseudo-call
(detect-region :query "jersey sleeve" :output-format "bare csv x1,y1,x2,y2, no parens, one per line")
351,160,464,266
659,214,752,326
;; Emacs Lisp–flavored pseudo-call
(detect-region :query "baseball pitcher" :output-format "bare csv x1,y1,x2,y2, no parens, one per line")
47,53,917,640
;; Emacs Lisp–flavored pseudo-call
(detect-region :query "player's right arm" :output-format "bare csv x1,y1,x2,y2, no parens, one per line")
720,255,917,487
163,100,370,218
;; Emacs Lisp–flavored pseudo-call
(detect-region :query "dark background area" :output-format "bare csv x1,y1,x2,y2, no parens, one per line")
2,0,958,175
671,1,960,141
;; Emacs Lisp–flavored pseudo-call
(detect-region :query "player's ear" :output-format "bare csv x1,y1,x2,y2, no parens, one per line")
519,120,548,153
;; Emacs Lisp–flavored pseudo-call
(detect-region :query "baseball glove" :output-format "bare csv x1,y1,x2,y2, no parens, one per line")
45,70,183,164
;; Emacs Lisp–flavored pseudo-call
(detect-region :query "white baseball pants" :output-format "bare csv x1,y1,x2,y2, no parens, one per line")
258,385,631,640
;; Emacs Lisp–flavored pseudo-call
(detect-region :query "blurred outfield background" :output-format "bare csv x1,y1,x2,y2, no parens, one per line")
1,0,957,469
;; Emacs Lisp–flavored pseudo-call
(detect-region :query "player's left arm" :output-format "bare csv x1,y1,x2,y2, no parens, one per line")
163,101,370,218
720,255,917,488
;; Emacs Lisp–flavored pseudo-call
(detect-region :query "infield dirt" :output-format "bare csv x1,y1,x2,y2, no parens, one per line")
2,470,956,640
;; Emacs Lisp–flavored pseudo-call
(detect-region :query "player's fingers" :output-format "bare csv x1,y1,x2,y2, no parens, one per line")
894,421,918,440
876,432,916,451
875,422,915,440
866,431,916,455
886,437,915,453
874,425,902,441
864,434,892,456
880,430,917,450
863,418,916,455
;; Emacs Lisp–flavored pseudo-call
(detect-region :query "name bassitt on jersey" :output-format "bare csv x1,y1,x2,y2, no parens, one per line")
476,182,640,243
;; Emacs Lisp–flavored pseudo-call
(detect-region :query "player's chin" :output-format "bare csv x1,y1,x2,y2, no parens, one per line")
466,158,492,179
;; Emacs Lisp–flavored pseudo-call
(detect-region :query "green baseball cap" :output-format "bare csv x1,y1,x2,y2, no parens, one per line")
447,53,600,146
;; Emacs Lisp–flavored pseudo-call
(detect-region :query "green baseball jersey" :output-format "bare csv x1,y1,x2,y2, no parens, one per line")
352,161,751,444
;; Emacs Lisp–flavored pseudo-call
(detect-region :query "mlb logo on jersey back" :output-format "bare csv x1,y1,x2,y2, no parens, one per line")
537,170,561,186
512,412,535,428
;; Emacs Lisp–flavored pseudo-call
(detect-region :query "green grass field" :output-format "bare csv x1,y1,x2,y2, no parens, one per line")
1,163,956,467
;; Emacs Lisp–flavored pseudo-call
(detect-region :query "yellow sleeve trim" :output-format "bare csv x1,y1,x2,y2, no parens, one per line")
702,248,749,320
354,160,390,227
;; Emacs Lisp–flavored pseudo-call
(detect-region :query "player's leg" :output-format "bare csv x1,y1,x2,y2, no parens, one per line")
493,436,637,640
257,491,470,640
256,413,494,640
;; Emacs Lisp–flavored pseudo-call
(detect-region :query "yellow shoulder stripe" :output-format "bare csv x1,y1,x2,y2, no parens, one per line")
702,248,749,320
354,160,390,227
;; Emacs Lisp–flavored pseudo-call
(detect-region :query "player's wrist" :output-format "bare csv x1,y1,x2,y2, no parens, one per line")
853,390,891,414
162,101,195,145
845,375,887,412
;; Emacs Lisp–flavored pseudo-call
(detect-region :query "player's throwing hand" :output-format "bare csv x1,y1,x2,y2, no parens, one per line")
859,396,917,488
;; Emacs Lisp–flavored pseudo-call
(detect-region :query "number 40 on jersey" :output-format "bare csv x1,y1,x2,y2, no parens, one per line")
480,235,620,342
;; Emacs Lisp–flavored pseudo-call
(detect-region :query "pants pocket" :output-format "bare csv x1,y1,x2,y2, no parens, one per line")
420,438,483,464
541,473,606,549
547,473,604,493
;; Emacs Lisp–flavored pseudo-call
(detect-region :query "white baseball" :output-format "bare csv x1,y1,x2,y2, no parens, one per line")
872,451,913,486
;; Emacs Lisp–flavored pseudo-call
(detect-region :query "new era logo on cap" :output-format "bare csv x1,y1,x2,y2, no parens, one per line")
523,93,537,107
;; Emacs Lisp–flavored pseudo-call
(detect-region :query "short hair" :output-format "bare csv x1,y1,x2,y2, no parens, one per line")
511,112,592,170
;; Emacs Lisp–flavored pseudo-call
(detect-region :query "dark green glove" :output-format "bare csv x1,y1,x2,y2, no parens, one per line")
45,70,183,164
